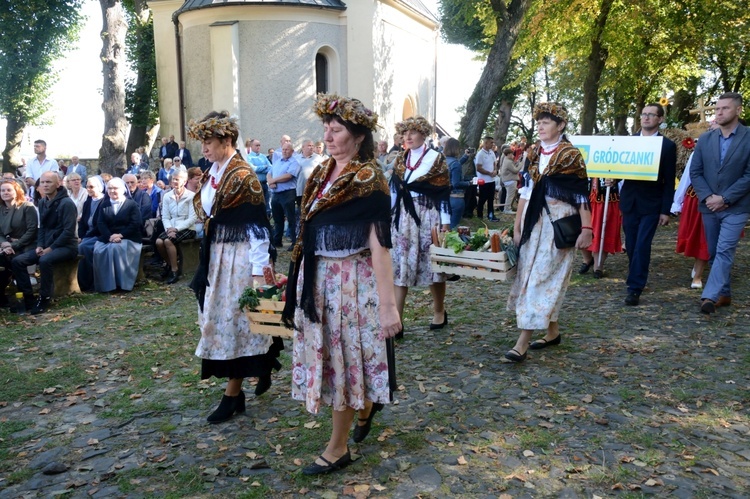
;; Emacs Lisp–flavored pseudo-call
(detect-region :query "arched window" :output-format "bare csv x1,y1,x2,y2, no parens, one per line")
315,53,328,94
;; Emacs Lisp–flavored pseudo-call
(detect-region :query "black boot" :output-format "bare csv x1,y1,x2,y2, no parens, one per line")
207,391,246,424
166,271,181,285
30,296,52,315
255,375,272,396
160,265,171,279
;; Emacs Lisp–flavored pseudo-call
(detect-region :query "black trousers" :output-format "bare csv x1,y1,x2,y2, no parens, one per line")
12,247,78,298
271,189,296,246
477,181,496,218
464,184,477,216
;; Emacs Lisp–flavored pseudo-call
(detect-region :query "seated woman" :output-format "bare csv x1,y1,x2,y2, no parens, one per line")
0,180,38,307
77,176,109,292
156,170,197,284
67,172,88,221
93,177,143,292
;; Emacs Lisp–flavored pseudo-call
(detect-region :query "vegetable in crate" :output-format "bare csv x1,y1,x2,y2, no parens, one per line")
238,287,261,312
468,227,489,251
443,231,466,254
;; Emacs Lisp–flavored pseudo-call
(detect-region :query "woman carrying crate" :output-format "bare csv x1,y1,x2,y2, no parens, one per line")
505,102,592,362
282,94,400,475
390,116,452,336
188,111,282,423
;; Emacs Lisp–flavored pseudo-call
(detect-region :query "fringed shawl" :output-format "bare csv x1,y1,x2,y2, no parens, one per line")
520,141,590,247
282,158,391,327
190,153,270,310
390,148,451,230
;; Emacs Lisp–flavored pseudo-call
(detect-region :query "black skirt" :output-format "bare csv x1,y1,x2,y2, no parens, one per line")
201,336,284,380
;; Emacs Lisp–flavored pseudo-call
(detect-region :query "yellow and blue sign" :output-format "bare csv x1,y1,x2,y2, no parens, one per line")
569,135,664,181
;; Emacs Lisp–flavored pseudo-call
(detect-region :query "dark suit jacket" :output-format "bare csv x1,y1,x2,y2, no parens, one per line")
177,148,193,167
127,187,153,222
690,123,750,214
96,199,143,243
619,133,677,216
78,196,111,239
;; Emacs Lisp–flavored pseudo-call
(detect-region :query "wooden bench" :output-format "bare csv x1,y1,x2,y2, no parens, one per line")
138,238,202,280
52,255,83,297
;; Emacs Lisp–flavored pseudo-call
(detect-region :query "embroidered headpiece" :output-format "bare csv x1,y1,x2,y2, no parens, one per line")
395,116,433,137
187,113,240,141
533,102,569,122
313,93,379,131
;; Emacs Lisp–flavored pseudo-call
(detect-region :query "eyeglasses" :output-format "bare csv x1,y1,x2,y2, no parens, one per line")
640,113,659,119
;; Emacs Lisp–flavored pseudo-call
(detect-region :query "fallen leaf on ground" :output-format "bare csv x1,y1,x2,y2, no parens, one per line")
457,455,468,465
581,394,593,403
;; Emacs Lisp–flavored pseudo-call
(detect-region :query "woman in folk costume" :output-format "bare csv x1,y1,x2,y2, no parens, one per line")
282,94,400,475
390,116,452,336
188,111,282,424
672,151,710,289
578,177,622,278
506,102,592,362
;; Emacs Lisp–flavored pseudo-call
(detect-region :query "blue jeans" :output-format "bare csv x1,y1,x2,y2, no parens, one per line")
701,210,748,301
449,196,465,229
621,212,660,294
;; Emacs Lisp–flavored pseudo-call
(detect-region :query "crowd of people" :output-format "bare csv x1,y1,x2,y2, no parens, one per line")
1,91,747,477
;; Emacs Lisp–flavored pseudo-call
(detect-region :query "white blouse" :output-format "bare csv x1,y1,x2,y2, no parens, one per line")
391,145,451,225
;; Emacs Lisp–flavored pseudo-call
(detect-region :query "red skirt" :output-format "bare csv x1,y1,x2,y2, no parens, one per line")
586,197,622,254
676,192,709,260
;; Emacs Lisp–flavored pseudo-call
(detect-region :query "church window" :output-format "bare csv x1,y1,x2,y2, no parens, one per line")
315,53,329,94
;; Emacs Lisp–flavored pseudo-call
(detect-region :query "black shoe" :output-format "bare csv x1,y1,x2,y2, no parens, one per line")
353,403,384,443
593,269,604,279
529,334,561,350
429,311,448,330
286,245,294,252
700,299,716,314
624,292,640,306
159,266,171,279
447,274,461,282
166,271,181,285
487,215,499,222
255,375,272,396
504,348,527,363
30,297,51,315
302,450,352,476
207,391,246,424
578,261,593,274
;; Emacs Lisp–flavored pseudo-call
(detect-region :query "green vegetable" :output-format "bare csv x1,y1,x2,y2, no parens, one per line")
467,228,489,251
238,287,261,312
444,231,466,254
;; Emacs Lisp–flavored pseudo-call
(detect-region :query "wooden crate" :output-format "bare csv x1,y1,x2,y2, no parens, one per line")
430,245,516,281
244,299,293,338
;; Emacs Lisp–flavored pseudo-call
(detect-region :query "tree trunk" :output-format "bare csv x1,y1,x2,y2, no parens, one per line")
99,0,128,176
458,0,533,148
493,99,513,145
125,0,157,158
580,0,615,135
2,117,25,173
613,90,629,135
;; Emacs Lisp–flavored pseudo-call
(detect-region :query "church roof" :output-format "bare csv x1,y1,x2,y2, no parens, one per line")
396,0,438,23
176,0,347,15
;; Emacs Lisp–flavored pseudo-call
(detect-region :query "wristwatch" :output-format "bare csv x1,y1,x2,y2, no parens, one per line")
722,196,730,206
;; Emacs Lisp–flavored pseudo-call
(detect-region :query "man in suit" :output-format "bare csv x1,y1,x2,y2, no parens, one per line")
122,173,154,228
690,92,750,314
67,156,88,184
176,141,193,167
619,103,677,306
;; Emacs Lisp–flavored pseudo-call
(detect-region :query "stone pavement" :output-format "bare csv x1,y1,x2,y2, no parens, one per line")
1,221,749,498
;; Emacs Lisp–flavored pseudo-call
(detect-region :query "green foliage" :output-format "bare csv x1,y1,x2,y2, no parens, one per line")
0,0,84,126
123,0,159,127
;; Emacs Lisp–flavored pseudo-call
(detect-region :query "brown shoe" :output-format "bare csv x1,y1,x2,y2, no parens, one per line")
701,299,716,314
716,296,732,307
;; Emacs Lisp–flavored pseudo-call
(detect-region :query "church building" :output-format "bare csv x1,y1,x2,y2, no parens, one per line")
148,0,438,152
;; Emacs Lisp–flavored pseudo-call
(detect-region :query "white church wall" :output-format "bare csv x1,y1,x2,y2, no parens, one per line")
176,6,345,154
373,1,437,143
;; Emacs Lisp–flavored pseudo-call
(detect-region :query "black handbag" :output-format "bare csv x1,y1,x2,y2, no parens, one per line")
543,200,581,249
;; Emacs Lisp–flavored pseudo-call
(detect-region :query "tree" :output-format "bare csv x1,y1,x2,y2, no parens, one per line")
99,0,129,175
440,0,534,148
0,1,83,172
123,0,159,158
580,0,615,134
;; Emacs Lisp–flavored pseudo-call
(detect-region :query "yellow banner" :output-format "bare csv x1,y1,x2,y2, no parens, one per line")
569,135,664,181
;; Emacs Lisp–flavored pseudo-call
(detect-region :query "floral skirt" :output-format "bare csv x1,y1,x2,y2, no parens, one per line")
507,198,577,330
391,200,446,287
292,252,391,414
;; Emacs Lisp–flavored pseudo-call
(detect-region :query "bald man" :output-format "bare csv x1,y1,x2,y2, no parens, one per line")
11,172,79,314
123,173,154,223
